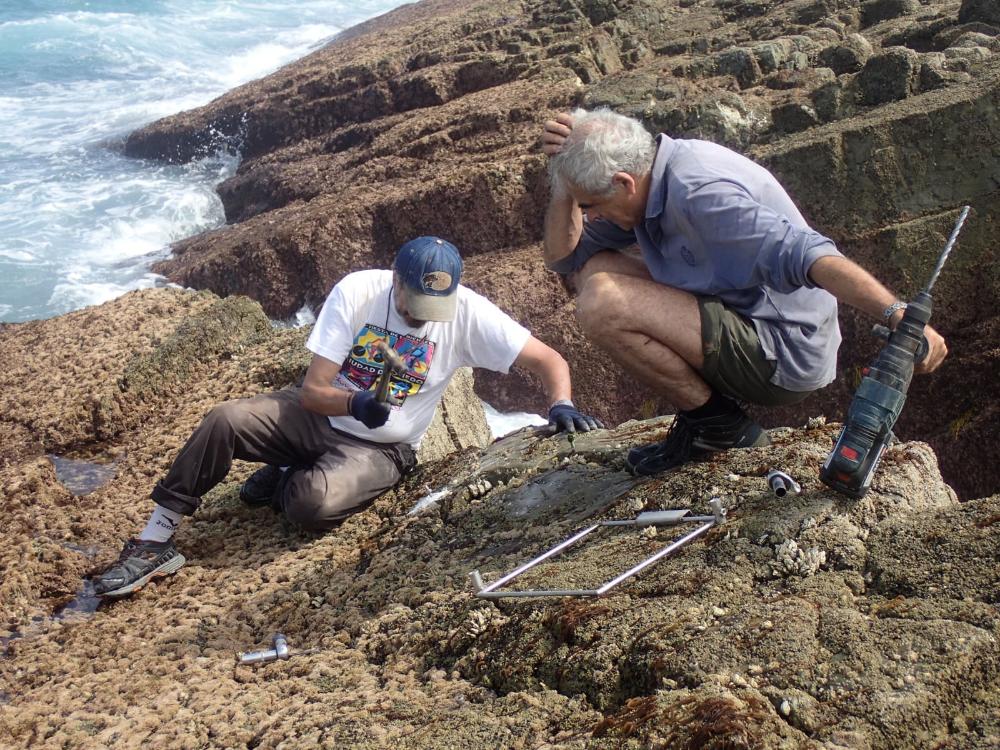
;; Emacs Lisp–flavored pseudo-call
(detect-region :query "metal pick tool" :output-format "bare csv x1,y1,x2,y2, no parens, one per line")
469,498,726,599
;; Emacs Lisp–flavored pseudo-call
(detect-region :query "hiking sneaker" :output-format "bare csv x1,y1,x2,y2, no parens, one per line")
240,464,285,508
626,403,770,477
93,538,185,598
689,405,770,452
627,415,705,477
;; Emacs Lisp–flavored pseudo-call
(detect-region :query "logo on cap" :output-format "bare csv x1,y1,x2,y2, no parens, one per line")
422,271,453,292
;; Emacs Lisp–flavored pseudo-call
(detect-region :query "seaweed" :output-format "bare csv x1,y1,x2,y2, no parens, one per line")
543,599,611,646
591,693,773,749
659,694,771,750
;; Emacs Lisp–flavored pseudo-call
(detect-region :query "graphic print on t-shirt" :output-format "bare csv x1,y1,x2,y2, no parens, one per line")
340,324,435,405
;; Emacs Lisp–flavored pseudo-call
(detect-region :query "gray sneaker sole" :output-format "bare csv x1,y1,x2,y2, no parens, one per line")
99,553,186,598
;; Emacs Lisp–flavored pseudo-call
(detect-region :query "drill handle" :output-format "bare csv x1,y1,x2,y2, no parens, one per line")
872,325,929,363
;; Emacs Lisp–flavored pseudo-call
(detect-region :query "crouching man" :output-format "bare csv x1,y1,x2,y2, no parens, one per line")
93,236,601,598
540,108,946,476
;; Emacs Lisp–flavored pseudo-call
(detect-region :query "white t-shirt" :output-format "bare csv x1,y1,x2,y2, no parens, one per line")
306,270,531,447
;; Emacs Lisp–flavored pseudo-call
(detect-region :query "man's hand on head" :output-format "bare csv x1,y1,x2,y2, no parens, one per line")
541,113,574,156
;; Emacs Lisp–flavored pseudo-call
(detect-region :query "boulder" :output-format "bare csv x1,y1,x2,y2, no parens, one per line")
771,100,822,133
811,76,853,122
417,367,491,464
860,0,921,28
751,38,793,74
959,0,1000,26
818,32,874,74
716,47,764,89
857,46,920,104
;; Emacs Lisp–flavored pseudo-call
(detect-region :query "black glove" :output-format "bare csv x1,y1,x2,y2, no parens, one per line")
548,400,604,433
349,391,391,429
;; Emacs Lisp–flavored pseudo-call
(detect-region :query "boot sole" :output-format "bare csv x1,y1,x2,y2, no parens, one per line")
98,554,186,598
693,427,771,452
627,448,712,477
240,487,277,507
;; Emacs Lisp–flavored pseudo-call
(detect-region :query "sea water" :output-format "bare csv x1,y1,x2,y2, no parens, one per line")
0,0,405,323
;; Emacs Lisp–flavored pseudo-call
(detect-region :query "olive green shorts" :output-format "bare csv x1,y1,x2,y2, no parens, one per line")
698,297,813,407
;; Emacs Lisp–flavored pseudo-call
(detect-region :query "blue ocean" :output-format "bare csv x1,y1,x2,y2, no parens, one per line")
0,0,404,323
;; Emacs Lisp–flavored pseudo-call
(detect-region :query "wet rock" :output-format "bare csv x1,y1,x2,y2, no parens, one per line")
919,53,975,90
716,47,763,89
960,0,1000,26
857,46,920,104
811,77,847,121
771,100,822,133
751,39,793,74
818,33,875,74
860,0,921,29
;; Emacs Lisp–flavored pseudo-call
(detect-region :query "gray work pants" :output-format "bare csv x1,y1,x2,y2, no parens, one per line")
151,387,415,530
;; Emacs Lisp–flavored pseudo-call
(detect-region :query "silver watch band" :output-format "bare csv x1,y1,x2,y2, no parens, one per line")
882,301,907,321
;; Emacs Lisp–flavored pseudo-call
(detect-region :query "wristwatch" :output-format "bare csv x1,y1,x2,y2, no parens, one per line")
882,301,907,322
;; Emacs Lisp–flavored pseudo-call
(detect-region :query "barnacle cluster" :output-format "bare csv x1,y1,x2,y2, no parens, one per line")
771,539,826,577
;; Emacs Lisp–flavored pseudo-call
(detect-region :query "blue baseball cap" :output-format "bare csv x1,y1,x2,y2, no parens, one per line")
393,236,463,321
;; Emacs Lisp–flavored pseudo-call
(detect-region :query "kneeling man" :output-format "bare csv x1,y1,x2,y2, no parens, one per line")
94,236,601,597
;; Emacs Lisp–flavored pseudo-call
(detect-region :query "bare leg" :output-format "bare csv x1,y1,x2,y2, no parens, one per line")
575,267,711,410
573,249,651,286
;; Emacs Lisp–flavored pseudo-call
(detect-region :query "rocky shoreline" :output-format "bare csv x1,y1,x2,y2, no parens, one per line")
1,290,997,747
1,0,998,747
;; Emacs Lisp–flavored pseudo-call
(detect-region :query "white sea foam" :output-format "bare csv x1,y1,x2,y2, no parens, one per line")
0,0,407,323
0,249,37,263
212,25,342,89
47,275,159,316
271,303,318,329
482,402,548,439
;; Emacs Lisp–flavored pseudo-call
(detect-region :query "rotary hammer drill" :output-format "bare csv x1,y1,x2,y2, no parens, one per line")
820,206,970,499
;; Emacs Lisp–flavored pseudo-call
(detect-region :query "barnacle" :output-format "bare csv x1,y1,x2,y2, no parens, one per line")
771,539,826,577
462,607,508,639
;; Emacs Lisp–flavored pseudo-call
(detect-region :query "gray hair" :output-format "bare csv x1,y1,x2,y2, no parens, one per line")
549,108,657,196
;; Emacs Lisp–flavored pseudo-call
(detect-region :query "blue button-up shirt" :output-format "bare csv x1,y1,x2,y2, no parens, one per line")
551,135,842,391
